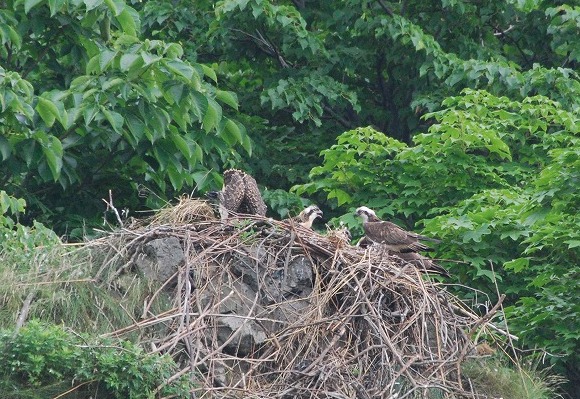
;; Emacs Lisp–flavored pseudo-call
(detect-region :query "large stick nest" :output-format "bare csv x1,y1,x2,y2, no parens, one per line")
92,198,497,398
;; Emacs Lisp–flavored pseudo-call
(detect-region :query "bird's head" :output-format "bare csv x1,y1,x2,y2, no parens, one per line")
303,205,323,222
205,191,221,201
354,206,376,223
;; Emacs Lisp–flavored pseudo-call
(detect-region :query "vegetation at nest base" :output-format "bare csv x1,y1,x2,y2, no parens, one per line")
0,0,578,397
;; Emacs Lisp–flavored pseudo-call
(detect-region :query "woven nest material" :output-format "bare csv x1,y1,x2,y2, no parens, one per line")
93,199,501,399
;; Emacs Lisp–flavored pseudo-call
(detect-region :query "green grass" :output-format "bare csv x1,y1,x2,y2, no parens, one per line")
463,354,565,399
0,223,173,336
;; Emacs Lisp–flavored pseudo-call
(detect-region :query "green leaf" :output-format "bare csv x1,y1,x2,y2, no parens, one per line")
201,65,217,83
193,142,203,163
101,77,124,91
475,268,500,282
120,53,141,72
240,127,252,156
167,165,183,190
171,133,192,159
328,189,352,206
86,55,101,74
202,98,222,133
7,26,22,49
82,104,99,126
164,60,194,80
221,119,242,145
20,139,37,167
48,0,65,15
190,91,208,121
61,107,81,130
163,43,183,58
102,109,124,134
99,50,117,71
503,258,529,272
462,224,491,243
41,137,63,181
83,0,103,11
0,136,11,161
564,240,580,249
36,97,60,127
103,0,123,16
216,90,238,110
126,114,145,143
24,0,44,13
167,83,184,104
141,52,162,66
152,142,172,170
116,9,137,36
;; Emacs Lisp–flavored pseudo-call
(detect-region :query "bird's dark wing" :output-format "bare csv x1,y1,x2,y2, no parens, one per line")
406,230,441,243
221,171,245,213
240,173,267,216
396,252,449,277
365,221,433,252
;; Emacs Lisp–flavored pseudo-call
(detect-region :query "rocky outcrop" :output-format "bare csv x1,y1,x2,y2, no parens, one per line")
133,235,316,359
134,237,185,283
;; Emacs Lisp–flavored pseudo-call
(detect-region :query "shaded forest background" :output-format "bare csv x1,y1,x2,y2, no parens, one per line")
0,0,578,396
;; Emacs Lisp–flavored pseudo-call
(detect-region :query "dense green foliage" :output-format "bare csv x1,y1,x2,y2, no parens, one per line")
1,0,248,235
0,321,194,398
1,0,579,395
294,90,579,384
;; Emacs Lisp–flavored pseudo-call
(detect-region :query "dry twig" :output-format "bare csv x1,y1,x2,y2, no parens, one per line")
88,200,508,398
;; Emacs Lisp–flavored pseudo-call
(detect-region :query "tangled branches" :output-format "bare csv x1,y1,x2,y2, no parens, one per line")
91,199,503,398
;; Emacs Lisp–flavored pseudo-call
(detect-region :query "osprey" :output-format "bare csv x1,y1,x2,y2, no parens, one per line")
284,205,323,228
207,169,267,219
354,206,439,252
395,252,450,277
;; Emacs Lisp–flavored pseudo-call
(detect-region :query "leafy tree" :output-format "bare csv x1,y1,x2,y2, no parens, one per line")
136,0,580,191
4,0,580,225
2,0,580,392
0,0,248,235
294,89,579,394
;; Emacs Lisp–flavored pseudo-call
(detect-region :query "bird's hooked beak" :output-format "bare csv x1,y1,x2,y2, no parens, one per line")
314,208,323,219
205,191,219,200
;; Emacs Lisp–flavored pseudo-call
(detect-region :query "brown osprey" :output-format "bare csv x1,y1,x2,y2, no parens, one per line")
354,206,439,252
208,169,267,219
395,252,450,277
284,205,323,228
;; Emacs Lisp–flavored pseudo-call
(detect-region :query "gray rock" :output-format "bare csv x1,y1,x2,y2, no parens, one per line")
216,315,267,357
284,255,313,296
134,237,184,283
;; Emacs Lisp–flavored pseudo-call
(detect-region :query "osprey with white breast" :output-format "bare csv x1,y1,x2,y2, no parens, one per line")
284,205,323,228
354,206,439,252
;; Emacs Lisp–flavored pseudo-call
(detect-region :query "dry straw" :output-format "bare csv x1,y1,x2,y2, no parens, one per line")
93,198,505,398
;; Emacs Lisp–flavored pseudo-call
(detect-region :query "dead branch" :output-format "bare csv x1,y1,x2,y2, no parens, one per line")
85,197,509,398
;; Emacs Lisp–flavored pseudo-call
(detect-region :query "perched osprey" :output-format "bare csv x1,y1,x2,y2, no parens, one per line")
395,252,450,277
354,206,439,252
284,205,323,228
207,169,267,219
